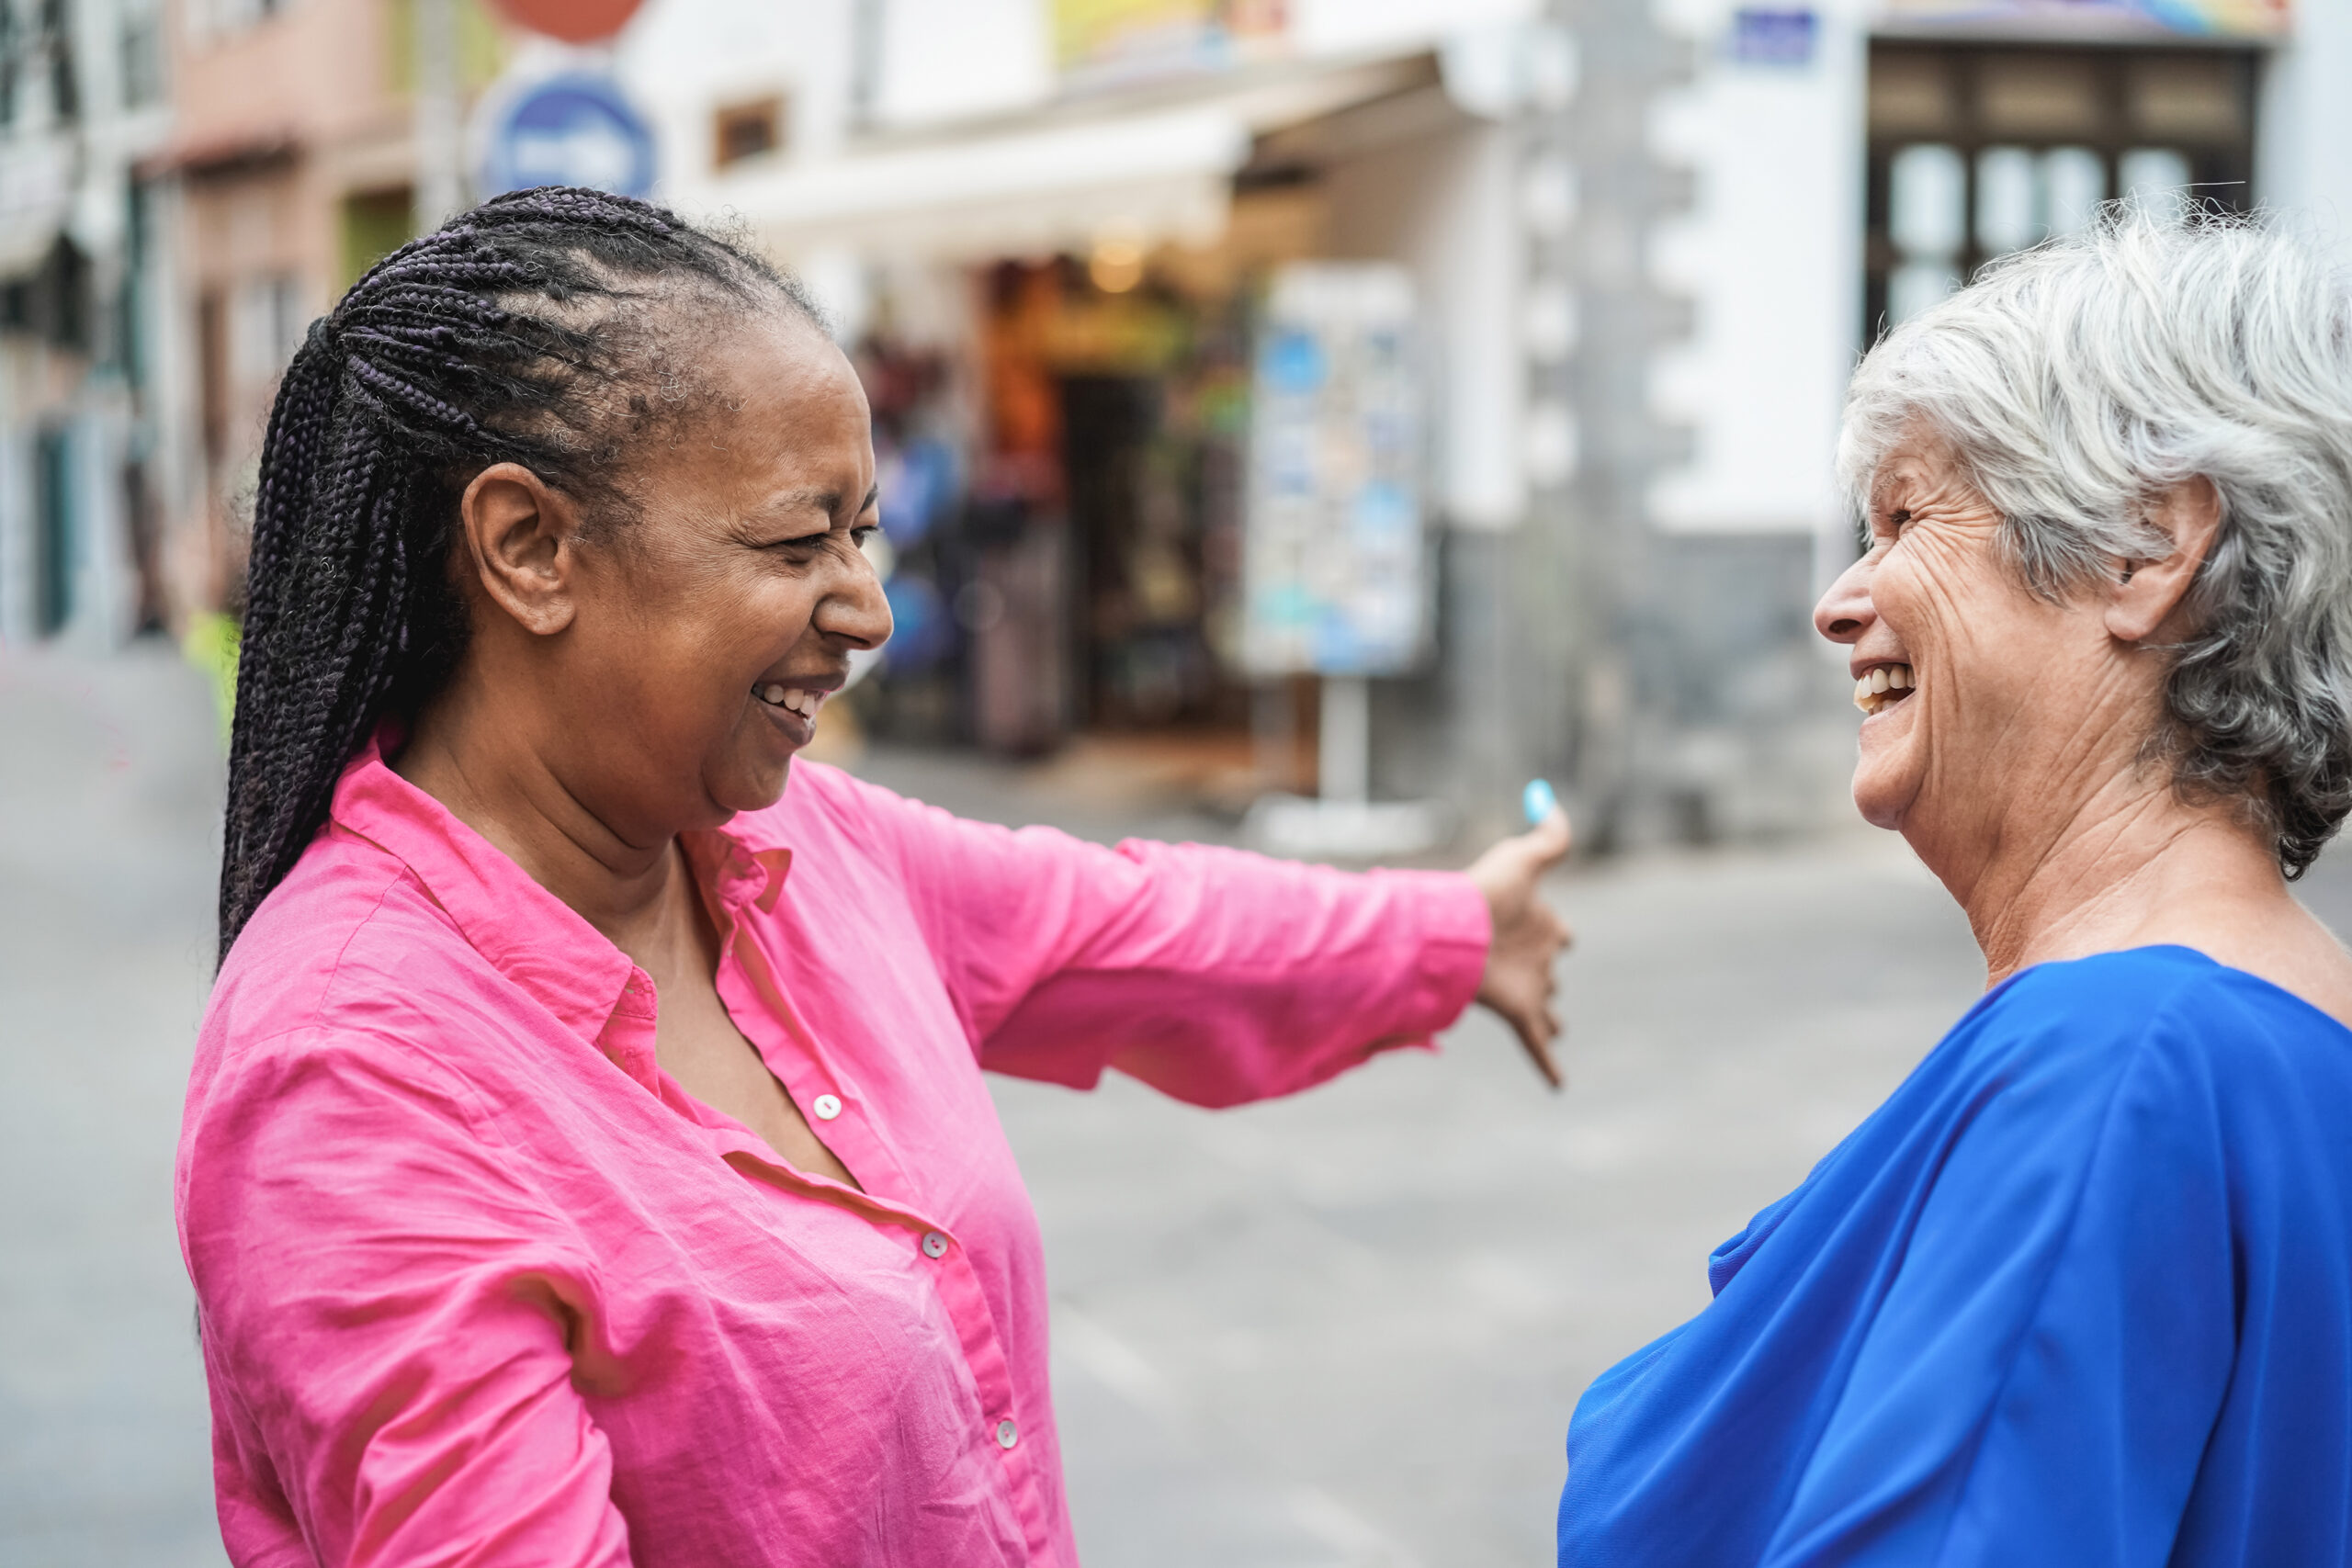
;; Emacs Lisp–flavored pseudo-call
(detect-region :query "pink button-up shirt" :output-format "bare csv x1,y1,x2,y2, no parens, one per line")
177,741,1489,1567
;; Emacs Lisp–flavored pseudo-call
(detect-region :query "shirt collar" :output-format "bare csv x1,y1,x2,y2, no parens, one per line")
326,731,794,1045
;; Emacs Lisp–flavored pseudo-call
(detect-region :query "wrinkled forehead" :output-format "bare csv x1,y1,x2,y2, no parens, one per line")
628,310,873,504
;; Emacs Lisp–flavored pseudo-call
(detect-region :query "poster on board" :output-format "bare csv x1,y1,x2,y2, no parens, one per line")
1242,263,1427,680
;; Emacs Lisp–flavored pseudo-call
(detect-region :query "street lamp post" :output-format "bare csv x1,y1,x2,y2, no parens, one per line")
413,0,465,231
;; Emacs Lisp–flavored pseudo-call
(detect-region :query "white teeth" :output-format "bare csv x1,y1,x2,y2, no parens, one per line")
1852,664,1916,715
756,683,826,717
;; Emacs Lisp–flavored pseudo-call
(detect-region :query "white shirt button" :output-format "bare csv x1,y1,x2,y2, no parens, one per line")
810,1094,842,1121
996,1418,1018,1450
921,1231,948,1259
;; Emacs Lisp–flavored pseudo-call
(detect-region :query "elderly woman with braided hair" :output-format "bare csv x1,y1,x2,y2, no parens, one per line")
178,187,1572,1567
1557,210,2352,1566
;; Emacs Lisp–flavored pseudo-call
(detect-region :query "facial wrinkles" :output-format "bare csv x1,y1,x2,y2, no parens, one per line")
1876,472,2164,922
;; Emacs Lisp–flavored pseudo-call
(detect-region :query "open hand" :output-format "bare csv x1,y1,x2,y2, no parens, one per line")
1464,806,1575,1088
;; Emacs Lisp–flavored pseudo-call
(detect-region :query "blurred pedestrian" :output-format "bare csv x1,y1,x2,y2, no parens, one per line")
176,188,1572,1568
1560,209,2352,1564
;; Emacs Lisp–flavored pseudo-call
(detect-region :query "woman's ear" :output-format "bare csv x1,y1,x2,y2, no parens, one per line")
458,464,582,637
2104,476,2222,645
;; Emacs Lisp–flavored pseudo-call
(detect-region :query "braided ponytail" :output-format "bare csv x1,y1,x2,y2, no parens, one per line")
219,187,820,962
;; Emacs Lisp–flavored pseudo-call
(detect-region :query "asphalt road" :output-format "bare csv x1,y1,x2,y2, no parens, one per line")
10,645,2347,1567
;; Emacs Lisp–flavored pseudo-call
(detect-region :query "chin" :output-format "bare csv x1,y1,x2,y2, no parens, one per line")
1849,755,1918,830
718,757,795,818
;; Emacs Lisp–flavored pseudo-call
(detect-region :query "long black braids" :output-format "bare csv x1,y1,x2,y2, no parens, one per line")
219,186,820,964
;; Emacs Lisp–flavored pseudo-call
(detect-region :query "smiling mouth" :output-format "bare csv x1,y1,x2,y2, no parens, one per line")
1854,663,1917,716
755,682,829,720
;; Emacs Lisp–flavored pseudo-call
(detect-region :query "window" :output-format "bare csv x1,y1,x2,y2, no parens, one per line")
39,0,74,120
0,2,19,127
34,425,73,637
713,96,786,169
1,237,94,350
230,274,306,392
340,186,414,290
120,0,165,107
189,0,285,47
1864,43,2256,339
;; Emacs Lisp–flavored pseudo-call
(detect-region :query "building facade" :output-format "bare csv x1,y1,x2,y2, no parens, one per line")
0,0,171,650
148,0,508,636
615,0,2346,842
13,0,2346,852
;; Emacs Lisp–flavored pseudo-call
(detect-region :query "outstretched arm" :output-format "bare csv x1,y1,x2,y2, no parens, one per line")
854,773,1572,1106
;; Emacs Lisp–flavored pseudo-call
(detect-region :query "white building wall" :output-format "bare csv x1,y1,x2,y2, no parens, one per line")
1646,0,1866,541
2259,2,2352,257
621,0,858,206
867,0,1051,128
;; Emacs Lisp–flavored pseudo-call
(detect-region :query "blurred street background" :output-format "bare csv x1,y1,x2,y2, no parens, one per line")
2,645,1993,1568
6,0,2350,1562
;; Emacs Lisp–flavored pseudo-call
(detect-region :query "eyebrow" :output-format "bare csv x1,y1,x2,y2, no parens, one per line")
763,483,881,521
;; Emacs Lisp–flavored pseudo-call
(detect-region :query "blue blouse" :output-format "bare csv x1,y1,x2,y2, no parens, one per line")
1559,946,2352,1567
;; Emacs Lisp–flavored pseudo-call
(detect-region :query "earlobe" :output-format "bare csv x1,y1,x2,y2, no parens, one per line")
459,463,580,637
2103,477,2220,645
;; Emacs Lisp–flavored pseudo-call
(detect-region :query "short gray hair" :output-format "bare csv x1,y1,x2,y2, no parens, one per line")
1838,207,2352,876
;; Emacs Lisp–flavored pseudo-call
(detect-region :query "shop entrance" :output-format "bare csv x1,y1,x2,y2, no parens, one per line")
1060,372,1225,730
971,256,1255,747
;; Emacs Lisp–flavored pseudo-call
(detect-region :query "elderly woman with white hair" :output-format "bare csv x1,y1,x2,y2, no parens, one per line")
1558,210,2352,1566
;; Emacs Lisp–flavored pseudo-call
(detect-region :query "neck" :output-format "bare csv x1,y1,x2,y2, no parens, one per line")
1915,762,2288,987
392,671,681,946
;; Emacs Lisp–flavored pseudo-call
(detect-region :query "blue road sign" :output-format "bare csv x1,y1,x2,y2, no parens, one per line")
481,73,657,200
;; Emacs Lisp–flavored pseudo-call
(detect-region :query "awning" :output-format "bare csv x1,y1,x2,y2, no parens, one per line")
716,51,1436,264
726,106,1249,262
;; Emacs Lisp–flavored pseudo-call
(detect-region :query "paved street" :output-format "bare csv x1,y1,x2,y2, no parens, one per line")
13,647,2352,1566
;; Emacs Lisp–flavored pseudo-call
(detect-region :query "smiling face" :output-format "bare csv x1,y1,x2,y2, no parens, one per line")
1814,428,2144,852
535,308,891,835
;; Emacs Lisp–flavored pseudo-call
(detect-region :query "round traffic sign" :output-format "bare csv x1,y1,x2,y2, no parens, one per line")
479,73,658,201
489,0,641,44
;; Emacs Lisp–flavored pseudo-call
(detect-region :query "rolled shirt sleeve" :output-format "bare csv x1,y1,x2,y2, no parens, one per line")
182,1032,633,1568
858,781,1494,1107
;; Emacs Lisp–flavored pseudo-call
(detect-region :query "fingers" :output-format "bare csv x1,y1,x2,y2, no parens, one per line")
1521,806,1573,868
1514,1005,1565,1089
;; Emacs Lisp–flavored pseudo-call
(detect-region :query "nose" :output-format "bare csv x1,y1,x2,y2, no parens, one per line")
818,547,895,650
1813,550,1875,646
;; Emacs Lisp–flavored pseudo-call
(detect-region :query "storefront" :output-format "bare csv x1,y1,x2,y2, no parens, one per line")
1867,1,2287,333
718,29,1498,784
